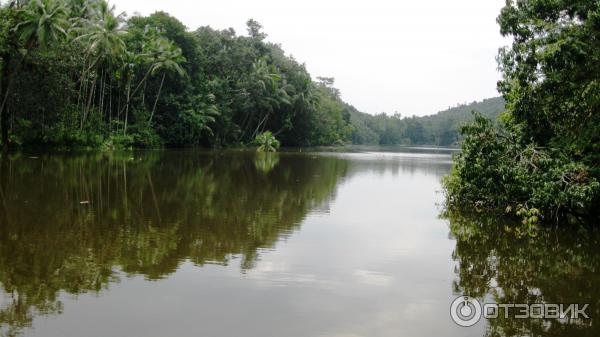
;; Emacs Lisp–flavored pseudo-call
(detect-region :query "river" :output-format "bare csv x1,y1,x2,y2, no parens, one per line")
0,148,597,337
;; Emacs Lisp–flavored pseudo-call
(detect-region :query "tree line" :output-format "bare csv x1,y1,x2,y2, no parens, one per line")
0,0,505,150
349,97,505,146
0,0,355,149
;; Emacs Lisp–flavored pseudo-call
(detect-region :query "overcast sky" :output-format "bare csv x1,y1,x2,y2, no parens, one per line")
115,0,507,116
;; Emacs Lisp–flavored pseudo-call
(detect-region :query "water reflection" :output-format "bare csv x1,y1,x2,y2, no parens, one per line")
0,150,349,335
1,148,594,337
447,210,600,337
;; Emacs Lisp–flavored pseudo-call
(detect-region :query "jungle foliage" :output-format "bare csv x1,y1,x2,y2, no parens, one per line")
0,0,354,149
0,0,507,150
444,0,600,224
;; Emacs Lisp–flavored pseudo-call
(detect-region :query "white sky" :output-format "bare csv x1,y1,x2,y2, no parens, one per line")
114,0,507,116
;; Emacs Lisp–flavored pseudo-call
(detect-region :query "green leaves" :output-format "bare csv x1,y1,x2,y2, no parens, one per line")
74,1,127,64
445,0,600,224
15,0,70,49
254,131,280,152
498,0,600,146
146,37,186,77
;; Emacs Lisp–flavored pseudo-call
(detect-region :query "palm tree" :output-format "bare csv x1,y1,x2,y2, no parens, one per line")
245,59,291,140
147,38,186,123
15,0,69,49
80,1,126,63
74,0,127,128
0,0,69,149
255,131,280,152
66,0,95,28
272,74,318,137
120,50,140,135
113,33,158,121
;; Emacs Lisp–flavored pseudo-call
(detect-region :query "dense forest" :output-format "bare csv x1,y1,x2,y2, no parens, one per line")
445,0,599,225
349,97,505,146
0,0,503,150
0,0,355,149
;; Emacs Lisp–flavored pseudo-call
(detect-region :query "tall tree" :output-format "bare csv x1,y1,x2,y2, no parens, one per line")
75,0,126,128
445,0,600,223
0,0,69,149
146,37,186,123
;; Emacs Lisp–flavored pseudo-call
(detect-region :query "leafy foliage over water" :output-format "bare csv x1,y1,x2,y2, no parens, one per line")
0,1,353,149
444,0,600,223
254,131,280,152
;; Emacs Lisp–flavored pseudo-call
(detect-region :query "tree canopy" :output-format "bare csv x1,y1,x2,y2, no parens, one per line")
0,1,358,149
0,0,504,150
445,0,600,225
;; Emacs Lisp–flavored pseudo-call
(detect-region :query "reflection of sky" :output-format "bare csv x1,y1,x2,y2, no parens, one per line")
25,152,484,337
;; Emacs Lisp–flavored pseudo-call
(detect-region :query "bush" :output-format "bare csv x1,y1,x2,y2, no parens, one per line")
254,131,280,152
444,113,600,225
127,118,164,148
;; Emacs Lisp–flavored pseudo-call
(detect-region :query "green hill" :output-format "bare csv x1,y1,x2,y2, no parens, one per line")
348,97,505,146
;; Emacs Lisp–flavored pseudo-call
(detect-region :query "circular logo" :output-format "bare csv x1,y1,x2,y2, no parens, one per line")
450,296,482,327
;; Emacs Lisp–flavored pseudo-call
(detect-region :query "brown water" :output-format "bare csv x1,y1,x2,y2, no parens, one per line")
0,149,597,337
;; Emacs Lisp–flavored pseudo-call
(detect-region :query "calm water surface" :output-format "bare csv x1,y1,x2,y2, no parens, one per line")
0,148,597,337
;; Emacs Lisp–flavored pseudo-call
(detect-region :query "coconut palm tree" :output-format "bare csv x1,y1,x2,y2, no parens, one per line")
112,32,159,121
120,49,141,135
15,0,69,49
79,1,126,63
147,37,186,123
246,59,291,139
74,0,127,128
66,0,96,28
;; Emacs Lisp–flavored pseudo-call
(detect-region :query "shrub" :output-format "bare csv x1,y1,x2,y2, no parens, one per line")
254,131,280,152
444,113,600,225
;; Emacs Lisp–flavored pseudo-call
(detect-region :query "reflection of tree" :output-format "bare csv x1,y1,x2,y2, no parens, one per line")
0,150,349,335
253,152,280,174
446,210,600,337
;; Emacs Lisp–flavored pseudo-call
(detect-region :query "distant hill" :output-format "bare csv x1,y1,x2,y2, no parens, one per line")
348,97,505,146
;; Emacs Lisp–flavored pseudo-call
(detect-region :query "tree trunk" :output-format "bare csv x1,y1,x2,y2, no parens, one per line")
0,53,13,150
149,72,165,123
100,68,107,122
141,80,147,108
117,81,121,126
109,77,113,131
252,113,270,140
82,78,97,129
238,110,256,142
116,68,151,118
124,77,131,135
